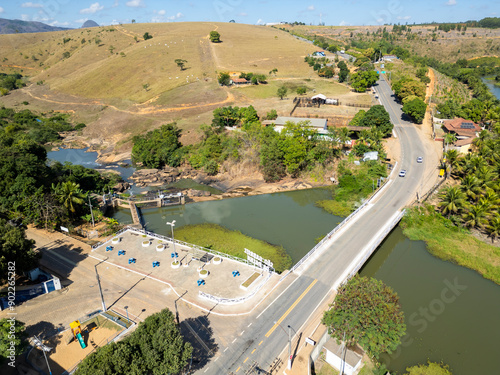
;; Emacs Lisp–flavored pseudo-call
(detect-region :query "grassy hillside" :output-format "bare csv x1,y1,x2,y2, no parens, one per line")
0,22,317,103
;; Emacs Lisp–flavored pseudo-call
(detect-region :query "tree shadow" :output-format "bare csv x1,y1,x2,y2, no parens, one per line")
26,320,64,346
179,316,218,372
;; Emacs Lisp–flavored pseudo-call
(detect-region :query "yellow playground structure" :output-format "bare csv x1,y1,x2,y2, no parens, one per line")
70,320,87,349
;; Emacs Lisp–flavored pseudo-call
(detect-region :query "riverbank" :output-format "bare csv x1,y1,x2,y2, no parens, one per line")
401,206,500,285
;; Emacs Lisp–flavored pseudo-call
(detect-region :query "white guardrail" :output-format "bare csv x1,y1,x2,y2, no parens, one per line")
281,162,398,281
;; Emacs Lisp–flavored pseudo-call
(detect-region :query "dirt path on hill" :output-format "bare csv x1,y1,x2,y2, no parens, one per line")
22,85,235,115
114,25,140,39
1,64,42,72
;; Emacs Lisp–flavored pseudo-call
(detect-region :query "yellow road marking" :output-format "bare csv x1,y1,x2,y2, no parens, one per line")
265,279,318,338
236,366,241,373
251,348,256,354
259,340,263,346
244,357,249,363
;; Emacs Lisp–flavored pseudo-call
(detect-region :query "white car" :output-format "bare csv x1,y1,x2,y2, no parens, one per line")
417,157,423,163
399,170,407,177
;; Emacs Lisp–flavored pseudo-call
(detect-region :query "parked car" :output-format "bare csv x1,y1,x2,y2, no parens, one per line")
417,157,423,163
399,170,407,177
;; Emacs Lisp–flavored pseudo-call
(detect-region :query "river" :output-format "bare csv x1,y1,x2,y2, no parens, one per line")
48,146,500,374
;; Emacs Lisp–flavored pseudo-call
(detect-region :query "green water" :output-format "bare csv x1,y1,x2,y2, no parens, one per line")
112,188,342,264
361,226,500,374
113,189,500,374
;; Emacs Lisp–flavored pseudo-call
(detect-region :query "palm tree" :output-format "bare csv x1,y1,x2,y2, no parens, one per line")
438,186,467,218
461,205,487,229
52,181,87,214
444,149,460,176
444,133,457,151
486,215,500,243
460,175,481,202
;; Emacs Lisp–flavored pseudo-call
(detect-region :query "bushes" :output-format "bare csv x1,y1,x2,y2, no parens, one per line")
402,97,427,124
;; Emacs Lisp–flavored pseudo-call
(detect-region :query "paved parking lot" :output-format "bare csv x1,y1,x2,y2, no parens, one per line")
92,229,273,308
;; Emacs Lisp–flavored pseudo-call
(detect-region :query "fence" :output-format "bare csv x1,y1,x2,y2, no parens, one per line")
338,101,372,108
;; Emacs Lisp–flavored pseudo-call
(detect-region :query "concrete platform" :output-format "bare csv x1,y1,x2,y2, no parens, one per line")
92,229,275,311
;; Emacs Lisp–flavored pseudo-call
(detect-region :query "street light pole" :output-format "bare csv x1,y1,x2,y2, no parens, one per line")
167,220,176,255
274,321,293,369
88,196,95,227
33,336,52,375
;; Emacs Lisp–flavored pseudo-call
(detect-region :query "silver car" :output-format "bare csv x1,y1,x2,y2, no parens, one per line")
417,157,423,163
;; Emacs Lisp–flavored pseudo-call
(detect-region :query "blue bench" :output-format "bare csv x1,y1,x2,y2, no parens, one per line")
118,250,125,256
171,252,178,258
197,279,205,286
152,261,160,268
232,271,240,277
106,246,113,252
128,258,136,264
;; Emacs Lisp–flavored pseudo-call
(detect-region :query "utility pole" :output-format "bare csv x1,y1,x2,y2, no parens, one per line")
88,196,95,227
167,220,177,255
95,264,106,312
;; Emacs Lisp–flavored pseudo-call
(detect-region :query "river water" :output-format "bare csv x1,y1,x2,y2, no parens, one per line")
47,147,500,373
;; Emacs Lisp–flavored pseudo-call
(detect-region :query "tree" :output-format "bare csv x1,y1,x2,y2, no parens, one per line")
269,68,278,76
338,60,349,83
209,30,221,43
405,362,452,375
75,309,192,375
174,58,187,70
322,276,406,359
52,181,86,214
359,105,393,137
142,83,150,91
349,109,366,126
265,109,278,120
350,71,379,92
402,97,427,124
131,19,136,23
218,72,231,86
0,318,28,365
296,86,307,95
132,123,184,168
143,32,152,40
277,86,288,100
486,215,500,243
0,220,39,283
438,186,466,218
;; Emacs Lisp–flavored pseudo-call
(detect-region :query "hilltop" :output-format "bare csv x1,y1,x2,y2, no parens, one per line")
0,18,71,34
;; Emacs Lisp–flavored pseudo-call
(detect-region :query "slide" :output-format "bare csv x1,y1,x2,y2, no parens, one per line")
76,332,86,349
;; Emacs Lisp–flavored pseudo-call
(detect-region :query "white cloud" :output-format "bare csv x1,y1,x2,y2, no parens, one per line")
22,2,44,8
307,5,315,11
126,0,145,7
446,0,457,5
339,20,349,26
256,18,264,25
238,12,248,16
0,7,4,14
397,15,411,20
110,19,120,25
167,12,184,20
80,2,104,14
21,14,30,20
158,10,166,15
75,18,89,24
49,20,70,26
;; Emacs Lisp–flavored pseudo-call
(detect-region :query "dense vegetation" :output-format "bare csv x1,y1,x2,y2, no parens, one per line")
175,223,292,273
0,318,28,365
74,309,192,375
0,73,26,96
0,106,119,231
317,160,388,216
322,275,406,360
349,105,394,137
404,362,452,375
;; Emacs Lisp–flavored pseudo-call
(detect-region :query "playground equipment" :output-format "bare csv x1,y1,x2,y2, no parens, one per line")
70,320,87,349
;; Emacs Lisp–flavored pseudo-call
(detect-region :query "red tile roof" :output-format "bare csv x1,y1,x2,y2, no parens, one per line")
443,118,481,137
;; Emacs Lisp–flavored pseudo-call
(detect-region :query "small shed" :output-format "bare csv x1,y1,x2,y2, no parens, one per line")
311,93,327,104
362,151,379,161
231,78,250,85
323,339,362,375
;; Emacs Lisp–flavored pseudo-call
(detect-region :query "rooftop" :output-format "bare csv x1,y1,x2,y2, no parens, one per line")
267,116,328,129
443,118,481,136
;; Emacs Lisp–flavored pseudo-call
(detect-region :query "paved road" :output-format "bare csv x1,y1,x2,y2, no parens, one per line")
199,75,427,374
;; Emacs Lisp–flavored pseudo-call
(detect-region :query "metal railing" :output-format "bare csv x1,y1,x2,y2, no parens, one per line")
91,226,130,250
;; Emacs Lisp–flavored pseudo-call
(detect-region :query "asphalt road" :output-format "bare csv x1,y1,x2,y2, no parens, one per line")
199,75,426,374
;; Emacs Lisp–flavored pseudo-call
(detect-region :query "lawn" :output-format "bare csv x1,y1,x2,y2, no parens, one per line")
174,223,292,273
401,206,500,285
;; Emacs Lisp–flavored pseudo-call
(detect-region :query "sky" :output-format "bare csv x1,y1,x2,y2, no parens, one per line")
0,0,498,29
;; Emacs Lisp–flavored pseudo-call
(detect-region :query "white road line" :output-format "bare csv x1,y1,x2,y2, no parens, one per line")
256,276,301,319
247,323,252,328
240,330,244,335
204,367,209,372
214,357,219,362
224,347,228,352
231,338,237,344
